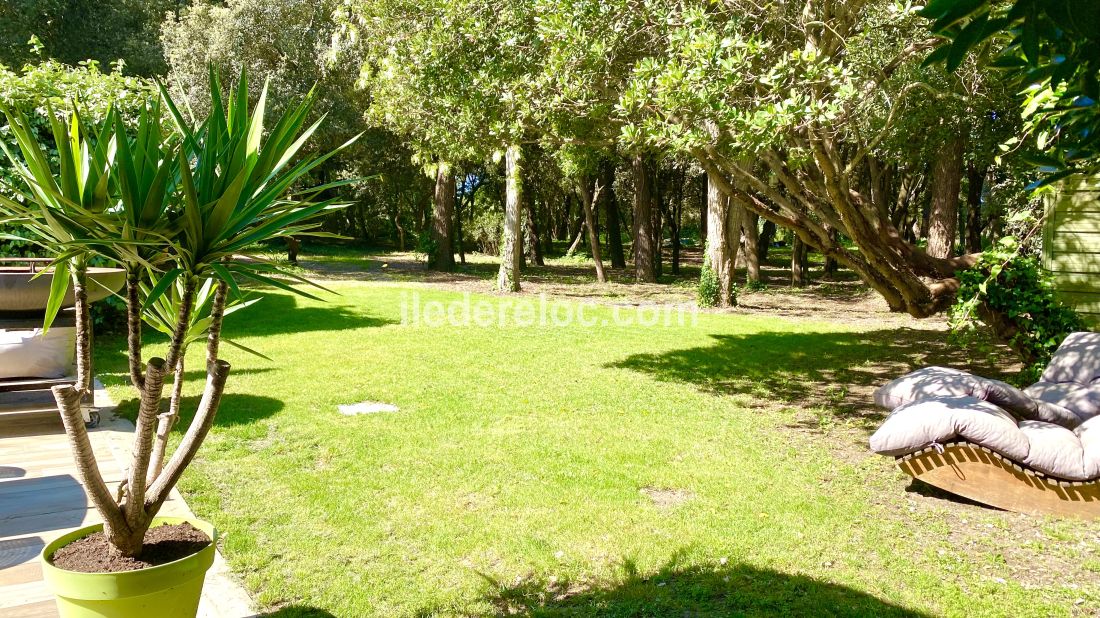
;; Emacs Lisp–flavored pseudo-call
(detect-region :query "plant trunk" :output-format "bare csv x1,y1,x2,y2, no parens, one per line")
499,144,524,292
705,170,735,307
524,194,543,266
600,160,626,268
966,162,987,254
577,177,607,283
652,169,663,277
698,173,708,246
791,235,808,287
148,355,185,486
671,170,683,275
926,136,964,259
126,271,144,391
742,211,760,283
431,164,456,271
632,154,657,283
758,219,776,262
822,227,840,279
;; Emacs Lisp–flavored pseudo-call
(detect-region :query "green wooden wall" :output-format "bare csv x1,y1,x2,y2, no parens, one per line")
1043,175,1100,324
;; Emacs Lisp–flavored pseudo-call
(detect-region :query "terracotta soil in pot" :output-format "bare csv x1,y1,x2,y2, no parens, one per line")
49,522,211,573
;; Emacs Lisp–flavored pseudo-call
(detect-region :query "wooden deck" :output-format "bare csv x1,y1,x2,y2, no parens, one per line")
0,390,254,617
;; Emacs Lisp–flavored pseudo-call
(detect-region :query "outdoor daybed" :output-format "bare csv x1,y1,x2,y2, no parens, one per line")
869,332,1100,519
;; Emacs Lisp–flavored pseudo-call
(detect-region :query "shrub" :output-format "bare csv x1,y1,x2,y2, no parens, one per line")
698,261,720,307
951,249,1086,383
469,210,503,255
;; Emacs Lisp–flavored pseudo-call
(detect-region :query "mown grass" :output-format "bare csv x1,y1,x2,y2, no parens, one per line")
96,279,1098,617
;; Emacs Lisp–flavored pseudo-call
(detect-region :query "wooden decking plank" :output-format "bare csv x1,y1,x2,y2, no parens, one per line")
0,580,52,609
0,599,56,618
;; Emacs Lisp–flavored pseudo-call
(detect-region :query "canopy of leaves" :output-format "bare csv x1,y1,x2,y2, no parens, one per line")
920,0,1100,177
0,0,178,77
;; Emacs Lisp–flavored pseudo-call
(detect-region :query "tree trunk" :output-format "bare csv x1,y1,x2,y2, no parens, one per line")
565,228,585,257
742,210,760,283
966,162,987,254
698,173,708,246
652,169,663,277
790,235,808,288
431,164,456,271
577,177,607,283
285,237,300,265
632,154,657,282
758,219,776,262
498,145,524,292
705,170,736,307
926,136,964,259
455,187,467,265
524,196,544,266
671,169,683,275
600,160,626,268
822,227,840,279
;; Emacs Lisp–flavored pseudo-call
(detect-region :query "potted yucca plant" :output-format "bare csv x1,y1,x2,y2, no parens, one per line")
0,70,355,618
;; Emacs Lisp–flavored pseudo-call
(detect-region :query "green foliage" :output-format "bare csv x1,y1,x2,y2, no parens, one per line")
468,210,504,256
163,0,423,247
920,0,1100,178
950,249,1086,382
142,275,268,359
697,261,720,307
0,67,357,327
416,235,438,265
0,59,158,259
0,0,175,76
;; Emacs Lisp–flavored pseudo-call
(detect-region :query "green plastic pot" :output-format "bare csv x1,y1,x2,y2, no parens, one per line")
40,517,217,618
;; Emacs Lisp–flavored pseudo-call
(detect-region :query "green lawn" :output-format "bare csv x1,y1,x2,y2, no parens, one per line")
96,279,1099,617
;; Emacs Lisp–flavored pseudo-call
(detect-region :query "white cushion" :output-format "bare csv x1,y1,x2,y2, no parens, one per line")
0,328,76,379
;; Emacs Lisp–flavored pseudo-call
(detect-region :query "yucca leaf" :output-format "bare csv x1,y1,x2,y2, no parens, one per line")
222,338,273,361
143,268,184,310
42,259,72,334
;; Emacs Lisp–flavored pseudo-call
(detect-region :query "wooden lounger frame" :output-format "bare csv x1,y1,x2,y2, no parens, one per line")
897,441,1100,519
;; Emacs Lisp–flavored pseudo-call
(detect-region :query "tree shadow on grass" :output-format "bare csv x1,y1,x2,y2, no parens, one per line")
608,328,1014,430
476,558,928,618
109,393,284,428
92,293,394,376
219,291,396,338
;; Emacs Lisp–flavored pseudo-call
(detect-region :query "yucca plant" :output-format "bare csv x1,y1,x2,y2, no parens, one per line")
0,104,118,395
0,69,356,557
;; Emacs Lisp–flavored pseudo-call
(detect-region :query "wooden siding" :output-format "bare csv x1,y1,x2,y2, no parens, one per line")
1043,175,1100,324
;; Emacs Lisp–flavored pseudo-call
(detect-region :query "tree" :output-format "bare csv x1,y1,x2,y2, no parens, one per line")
163,0,426,252
1,0,177,76
920,0,1100,178
499,145,525,291
338,0,545,288
603,2,1017,320
0,71,355,556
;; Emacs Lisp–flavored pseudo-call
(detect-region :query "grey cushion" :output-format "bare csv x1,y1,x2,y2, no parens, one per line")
874,367,1080,428
1019,421,1095,480
873,367,983,410
1023,382,1100,422
974,378,1078,429
1077,416,1100,478
1042,331,1100,385
869,397,1100,480
869,396,1029,460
